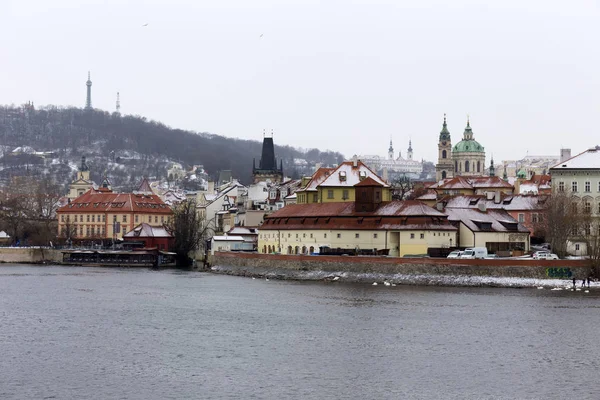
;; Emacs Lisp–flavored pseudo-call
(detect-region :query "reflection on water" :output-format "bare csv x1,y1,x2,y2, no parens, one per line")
1,265,599,400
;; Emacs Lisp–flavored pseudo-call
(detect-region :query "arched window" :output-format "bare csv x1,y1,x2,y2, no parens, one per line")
302,246,307,254
263,245,267,253
442,171,447,179
295,246,300,254
309,246,314,254
477,160,481,173
287,246,292,254
442,150,447,159
465,160,470,172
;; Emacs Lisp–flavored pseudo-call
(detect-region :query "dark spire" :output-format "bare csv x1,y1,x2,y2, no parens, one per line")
80,156,89,172
408,139,413,152
489,156,495,177
259,134,277,170
439,113,451,141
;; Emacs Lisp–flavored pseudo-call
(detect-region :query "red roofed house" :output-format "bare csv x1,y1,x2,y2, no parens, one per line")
122,223,174,251
295,159,391,204
57,179,174,244
258,179,458,257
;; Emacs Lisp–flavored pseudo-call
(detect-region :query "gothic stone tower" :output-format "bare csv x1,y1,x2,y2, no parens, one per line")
85,71,92,110
252,132,283,183
436,114,454,181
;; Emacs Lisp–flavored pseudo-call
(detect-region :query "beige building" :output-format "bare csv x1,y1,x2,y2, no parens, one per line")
443,207,531,254
549,146,600,255
258,182,458,257
57,179,173,243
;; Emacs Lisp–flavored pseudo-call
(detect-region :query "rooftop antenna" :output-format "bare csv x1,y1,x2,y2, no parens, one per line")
116,92,121,114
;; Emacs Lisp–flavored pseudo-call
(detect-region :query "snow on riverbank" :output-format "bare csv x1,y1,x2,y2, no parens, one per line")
211,264,599,289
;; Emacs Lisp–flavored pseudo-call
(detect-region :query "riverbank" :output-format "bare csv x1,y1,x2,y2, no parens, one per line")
211,252,593,288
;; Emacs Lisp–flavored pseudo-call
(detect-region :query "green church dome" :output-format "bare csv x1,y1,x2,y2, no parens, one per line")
452,119,484,153
453,139,485,153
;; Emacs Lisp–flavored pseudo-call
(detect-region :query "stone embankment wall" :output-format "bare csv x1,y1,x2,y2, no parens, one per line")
0,248,63,264
211,252,591,286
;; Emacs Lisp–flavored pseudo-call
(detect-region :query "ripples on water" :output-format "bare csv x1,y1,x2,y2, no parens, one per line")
0,265,599,400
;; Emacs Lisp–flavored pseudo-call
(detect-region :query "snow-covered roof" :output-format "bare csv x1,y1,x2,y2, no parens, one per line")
0,231,10,238
319,160,388,188
212,235,245,241
442,194,547,211
444,208,529,233
123,223,172,238
550,147,600,170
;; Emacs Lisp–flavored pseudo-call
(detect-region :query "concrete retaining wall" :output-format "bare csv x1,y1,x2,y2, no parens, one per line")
0,248,63,264
212,252,592,283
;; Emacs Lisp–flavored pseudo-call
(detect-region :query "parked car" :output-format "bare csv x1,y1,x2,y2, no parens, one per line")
532,251,548,259
447,250,463,259
460,247,488,259
535,252,559,260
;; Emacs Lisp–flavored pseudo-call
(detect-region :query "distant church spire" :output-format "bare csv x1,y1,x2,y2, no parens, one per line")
116,92,121,114
388,138,394,160
85,71,93,110
489,156,495,177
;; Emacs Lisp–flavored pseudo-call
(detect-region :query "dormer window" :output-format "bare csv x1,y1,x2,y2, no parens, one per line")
359,170,367,181
339,171,347,181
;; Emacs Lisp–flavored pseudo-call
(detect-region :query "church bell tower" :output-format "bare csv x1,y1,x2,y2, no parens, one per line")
435,114,454,181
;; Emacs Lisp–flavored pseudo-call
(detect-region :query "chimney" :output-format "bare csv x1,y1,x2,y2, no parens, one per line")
314,162,322,172
560,148,571,163
382,167,389,182
494,190,501,204
478,203,487,212
486,191,494,200
436,202,444,211
352,155,358,168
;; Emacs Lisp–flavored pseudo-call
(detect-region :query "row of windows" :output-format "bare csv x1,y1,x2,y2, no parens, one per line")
61,214,169,224
62,226,107,237
260,232,452,240
455,160,482,174
326,189,350,200
558,181,600,193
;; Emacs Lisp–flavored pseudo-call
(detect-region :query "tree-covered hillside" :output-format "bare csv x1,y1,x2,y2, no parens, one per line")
0,105,345,189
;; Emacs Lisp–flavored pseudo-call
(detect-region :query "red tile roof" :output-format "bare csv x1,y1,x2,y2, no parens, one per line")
57,189,173,214
354,177,383,187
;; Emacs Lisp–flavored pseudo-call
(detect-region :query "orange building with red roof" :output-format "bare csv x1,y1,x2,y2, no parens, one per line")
57,179,173,243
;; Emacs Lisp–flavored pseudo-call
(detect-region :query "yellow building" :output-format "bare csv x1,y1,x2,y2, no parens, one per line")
295,160,391,204
57,178,173,243
259,180,457,257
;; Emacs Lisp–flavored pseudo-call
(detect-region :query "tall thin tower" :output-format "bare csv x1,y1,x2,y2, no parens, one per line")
116,92,121,114
85,71,92,110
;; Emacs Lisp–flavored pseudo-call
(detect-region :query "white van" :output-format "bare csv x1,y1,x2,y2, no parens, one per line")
459,247,488,259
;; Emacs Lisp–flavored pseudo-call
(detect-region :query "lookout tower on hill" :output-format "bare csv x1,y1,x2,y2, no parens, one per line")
85,72,93,110
252,130,283,183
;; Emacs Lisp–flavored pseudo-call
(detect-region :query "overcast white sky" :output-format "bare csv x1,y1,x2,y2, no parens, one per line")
1,0,599,163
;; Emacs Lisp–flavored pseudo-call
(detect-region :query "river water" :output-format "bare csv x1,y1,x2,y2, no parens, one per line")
0,265,598,400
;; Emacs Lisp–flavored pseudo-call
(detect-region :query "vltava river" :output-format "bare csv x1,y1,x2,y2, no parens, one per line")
0,265,598,399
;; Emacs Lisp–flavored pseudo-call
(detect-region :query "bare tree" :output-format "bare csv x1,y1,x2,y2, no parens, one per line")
537,190,585,258
167,200,212,268
391,175,413,201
